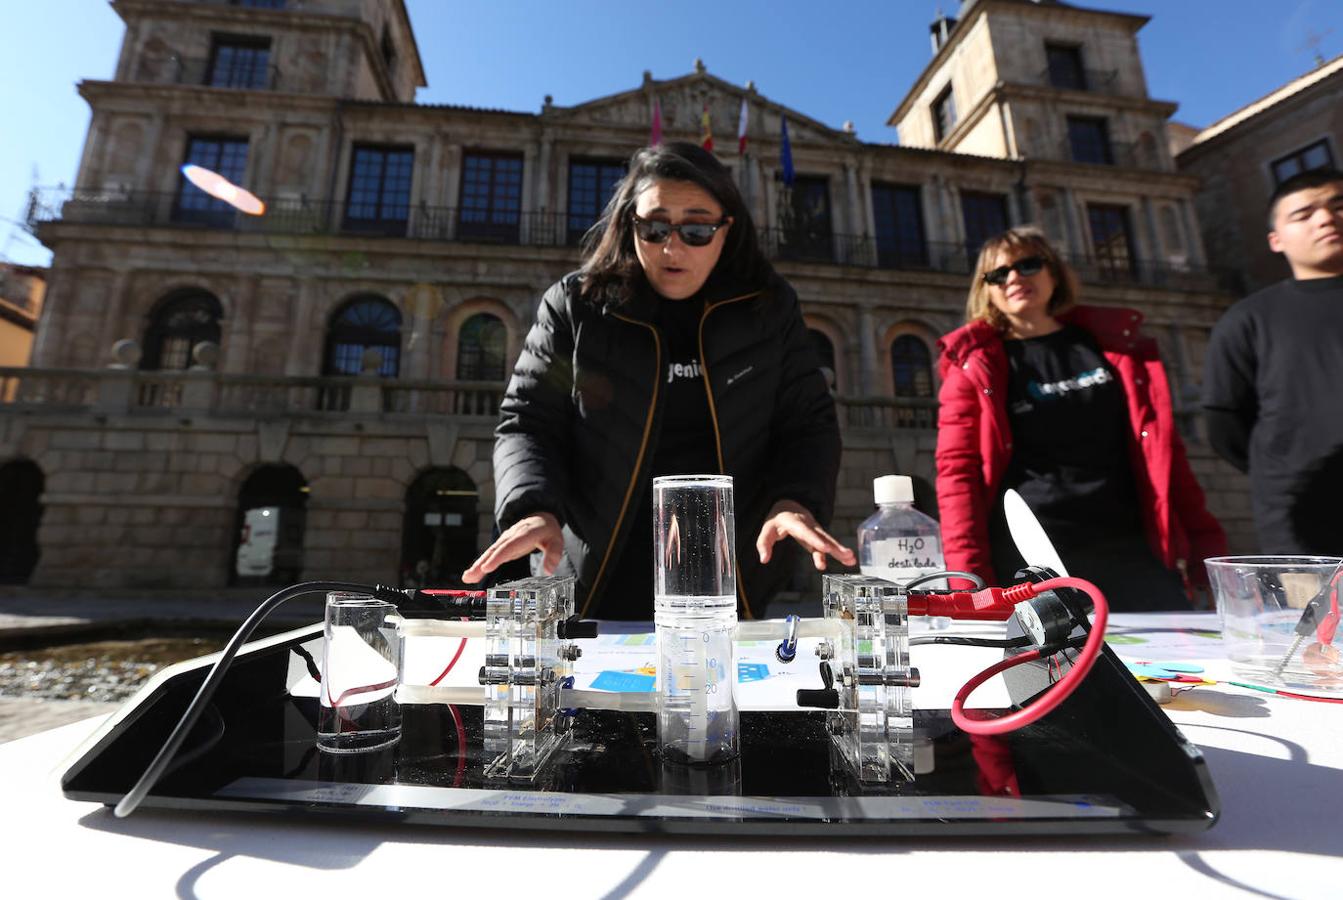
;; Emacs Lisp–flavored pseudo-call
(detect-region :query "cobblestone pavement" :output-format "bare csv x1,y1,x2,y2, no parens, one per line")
0,586,327,744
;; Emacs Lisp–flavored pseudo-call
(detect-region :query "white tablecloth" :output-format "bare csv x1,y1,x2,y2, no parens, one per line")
6,613,1341,899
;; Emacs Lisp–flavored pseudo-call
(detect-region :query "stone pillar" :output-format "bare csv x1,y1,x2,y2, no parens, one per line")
538,134,553,212
285,280,319,376
859,158,877,238
1061,187,1083,256
424,131,445,207
134,114,166,193
844,160,862,235
222,275,259,373
1180,198,1207,267
74,113,107,192
858,306,879,396
521,141,539,245
97,270,133,357
1140,196,1161,263
443,144,463,239
253,122,280,197
29,270,70,367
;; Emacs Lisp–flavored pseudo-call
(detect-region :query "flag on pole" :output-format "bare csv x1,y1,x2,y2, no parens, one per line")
700,103,714,152
780,115,795,187
737,97,749,156
650,98,663,146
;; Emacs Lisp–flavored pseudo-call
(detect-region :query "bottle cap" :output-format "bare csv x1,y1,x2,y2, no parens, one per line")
874,475,913,504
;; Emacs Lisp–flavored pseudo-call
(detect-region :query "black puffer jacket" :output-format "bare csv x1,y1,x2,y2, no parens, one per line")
493,270,841,619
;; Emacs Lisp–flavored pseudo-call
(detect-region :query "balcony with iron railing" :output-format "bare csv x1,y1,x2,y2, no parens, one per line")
26,187,1231,291
0,366,508,419
0,365,944,432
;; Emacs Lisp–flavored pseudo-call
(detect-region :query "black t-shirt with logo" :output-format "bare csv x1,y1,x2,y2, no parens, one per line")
598,296,720,618
991,325,1141,564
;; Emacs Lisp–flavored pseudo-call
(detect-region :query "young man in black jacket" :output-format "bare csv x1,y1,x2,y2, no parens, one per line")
1202,168,1343,554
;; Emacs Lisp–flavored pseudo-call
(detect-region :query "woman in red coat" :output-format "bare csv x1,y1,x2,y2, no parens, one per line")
934,227,1226,610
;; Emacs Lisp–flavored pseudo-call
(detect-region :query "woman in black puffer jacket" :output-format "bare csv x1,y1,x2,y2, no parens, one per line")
462,141,852,619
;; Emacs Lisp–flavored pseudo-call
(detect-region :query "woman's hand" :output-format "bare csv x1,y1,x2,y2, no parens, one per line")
756,499,857,571
462,512,564,584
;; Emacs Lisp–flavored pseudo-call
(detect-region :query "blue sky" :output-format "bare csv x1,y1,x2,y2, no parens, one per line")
1,0,1339,267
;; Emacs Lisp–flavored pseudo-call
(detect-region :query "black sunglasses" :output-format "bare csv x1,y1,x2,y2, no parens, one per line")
983,255,1046,286
631,213,729,247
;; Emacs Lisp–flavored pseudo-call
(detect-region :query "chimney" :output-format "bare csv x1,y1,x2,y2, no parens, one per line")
929,11,959,54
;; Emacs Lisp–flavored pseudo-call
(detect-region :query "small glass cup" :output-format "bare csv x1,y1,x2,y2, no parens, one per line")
1205,555,1343,693
318,592,403,753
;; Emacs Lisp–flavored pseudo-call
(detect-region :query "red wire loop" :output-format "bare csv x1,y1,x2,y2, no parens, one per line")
950,576,1109,736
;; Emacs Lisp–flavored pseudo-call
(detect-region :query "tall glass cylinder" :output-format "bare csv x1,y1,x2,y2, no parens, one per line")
653,475,739,765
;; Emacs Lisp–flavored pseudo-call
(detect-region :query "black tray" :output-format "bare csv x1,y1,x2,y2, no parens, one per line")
62,622,1219,837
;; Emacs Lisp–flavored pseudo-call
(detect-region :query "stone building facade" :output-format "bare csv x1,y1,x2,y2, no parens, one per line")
1,0,1250,597
1177,53,1343,295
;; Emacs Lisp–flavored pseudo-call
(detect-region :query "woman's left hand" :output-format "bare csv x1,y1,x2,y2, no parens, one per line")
756,499,857,571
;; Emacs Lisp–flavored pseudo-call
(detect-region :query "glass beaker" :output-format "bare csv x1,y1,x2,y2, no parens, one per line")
318,592,403,753
653,475,739,765
1205,555,1343,692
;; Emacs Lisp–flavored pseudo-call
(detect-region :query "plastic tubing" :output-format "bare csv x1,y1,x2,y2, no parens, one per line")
950,576,1109,737
396,684,487,705
397,619,488,639
558,688,658,713
735,618,844,641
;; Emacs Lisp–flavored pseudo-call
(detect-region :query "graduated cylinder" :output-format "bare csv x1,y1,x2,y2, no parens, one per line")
653,475,739,765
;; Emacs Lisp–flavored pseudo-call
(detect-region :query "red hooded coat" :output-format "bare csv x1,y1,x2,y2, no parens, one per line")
934,305,1226,588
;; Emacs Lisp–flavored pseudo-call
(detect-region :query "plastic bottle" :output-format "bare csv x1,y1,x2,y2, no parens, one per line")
857,475,949,628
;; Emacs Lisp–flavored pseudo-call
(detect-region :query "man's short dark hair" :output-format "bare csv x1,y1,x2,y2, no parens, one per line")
1267,167,1343,230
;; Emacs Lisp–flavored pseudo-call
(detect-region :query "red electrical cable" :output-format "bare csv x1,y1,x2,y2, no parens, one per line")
430,621,470,687
951,576,1109,737
447,703,467,786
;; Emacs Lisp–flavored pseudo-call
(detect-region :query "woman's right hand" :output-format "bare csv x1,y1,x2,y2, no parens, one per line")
461,512,564,584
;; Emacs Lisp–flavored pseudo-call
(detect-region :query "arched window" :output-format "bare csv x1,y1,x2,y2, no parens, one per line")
400,467,480,589
0,459,43,584
324,295,401,377
142,291,222,370
891,335,933,398
231,464,308,586
456,313,507,381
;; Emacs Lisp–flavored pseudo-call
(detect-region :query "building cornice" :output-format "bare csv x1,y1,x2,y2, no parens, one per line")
998,82,1178,118
79,79,345,114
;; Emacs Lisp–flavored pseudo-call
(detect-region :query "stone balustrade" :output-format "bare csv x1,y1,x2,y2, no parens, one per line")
0,366,506,420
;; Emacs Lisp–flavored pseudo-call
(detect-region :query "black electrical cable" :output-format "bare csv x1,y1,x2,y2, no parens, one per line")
903,569,987,590
114,580,407,818
909,634,1034,648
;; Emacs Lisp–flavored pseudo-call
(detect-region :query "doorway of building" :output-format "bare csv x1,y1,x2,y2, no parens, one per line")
0,459,43,583
400,467,479,589
230,464,308,586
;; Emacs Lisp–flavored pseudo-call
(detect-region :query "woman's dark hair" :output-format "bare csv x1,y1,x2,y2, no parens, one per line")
579,141,773,303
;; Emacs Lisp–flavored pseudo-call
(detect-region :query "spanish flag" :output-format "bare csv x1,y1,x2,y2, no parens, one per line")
700,103,714,152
